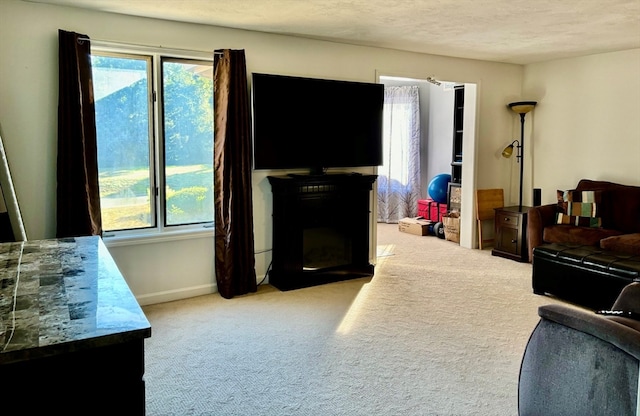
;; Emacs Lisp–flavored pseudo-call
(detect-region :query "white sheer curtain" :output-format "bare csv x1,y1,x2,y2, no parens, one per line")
377,85,421,223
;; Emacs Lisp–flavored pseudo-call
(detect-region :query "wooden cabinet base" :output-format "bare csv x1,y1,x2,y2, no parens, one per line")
268,174,377,290
4,339,146,414
491,206,530,263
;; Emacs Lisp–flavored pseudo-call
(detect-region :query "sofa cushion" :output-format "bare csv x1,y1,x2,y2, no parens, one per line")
600,233,640,256
544,224,623,246
556,189,602,227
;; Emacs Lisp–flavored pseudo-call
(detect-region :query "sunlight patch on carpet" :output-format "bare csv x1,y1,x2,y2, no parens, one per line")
376,243,395,260
336,281,374,335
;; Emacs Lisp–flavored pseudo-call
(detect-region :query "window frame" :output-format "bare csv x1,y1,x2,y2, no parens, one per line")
91,43,215,246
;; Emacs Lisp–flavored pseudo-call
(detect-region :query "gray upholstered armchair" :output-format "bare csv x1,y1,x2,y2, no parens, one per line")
519,282,640,416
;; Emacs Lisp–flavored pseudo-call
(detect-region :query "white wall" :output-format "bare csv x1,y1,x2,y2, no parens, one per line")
522,49,640,205
1,0,531,304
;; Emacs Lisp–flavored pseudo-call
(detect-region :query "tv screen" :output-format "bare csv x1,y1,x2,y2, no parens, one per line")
252,73,384,174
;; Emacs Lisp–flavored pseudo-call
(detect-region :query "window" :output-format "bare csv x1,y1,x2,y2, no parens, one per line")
91,48,214,238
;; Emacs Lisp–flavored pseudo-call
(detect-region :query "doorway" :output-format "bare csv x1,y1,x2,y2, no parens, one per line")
375,74,478,249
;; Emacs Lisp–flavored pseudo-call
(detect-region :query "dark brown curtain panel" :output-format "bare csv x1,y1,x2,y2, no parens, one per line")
56,29,102,238
213,49,257,299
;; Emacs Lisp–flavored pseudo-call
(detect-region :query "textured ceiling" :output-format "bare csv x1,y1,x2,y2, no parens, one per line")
26,0,640,64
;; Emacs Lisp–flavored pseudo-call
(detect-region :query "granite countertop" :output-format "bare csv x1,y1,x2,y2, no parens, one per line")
0,236,151,365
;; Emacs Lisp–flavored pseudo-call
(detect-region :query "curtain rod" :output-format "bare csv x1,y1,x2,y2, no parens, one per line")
76,37,223,55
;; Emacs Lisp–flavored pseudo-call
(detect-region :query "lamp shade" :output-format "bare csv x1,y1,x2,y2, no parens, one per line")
508,101,537,114
502,144,514,158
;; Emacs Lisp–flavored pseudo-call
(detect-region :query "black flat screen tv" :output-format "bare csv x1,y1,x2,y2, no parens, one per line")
251,73,384,175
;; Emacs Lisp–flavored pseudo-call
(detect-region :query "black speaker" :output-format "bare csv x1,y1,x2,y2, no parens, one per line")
533,188,542,207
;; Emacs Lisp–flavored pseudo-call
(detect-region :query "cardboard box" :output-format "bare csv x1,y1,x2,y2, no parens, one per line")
398,217,431,236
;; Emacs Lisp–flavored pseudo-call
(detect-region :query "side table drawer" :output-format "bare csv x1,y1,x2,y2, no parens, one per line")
497,212,519,227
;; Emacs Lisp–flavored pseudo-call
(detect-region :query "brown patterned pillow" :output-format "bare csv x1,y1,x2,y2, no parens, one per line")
556,189,603,227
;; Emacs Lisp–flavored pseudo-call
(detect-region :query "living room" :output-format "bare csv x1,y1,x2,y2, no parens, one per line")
1,1,639,414
2,0,636,306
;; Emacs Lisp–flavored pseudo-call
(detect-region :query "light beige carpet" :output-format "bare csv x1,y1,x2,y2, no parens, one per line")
142,223,571,415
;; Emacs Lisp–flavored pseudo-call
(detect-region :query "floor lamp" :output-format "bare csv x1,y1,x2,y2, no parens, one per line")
503,101,537,211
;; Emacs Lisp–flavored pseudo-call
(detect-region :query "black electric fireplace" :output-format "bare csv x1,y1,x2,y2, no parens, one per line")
267,174,377,290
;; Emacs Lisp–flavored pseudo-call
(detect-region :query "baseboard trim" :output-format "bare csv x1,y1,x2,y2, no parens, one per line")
136,283,217,306
136,275,269,306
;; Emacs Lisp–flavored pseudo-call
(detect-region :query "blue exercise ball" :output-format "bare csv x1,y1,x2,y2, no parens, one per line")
428,173,451,203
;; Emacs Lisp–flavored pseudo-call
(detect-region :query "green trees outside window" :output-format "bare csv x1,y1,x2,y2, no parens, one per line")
92,52,213,232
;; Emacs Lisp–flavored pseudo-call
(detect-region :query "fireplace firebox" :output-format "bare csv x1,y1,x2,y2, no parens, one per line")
267,174,377,290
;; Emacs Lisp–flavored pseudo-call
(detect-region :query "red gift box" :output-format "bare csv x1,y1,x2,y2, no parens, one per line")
417,198,448,222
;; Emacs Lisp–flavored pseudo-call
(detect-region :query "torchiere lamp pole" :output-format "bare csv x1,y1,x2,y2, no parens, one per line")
506,101,537,211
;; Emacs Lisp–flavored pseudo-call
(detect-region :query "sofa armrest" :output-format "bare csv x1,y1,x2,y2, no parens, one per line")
539,304,640,359
527,203,557,262
520,303,640,416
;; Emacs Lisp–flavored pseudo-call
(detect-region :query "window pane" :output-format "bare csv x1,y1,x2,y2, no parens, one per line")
92,54,154,231
162,59,214,226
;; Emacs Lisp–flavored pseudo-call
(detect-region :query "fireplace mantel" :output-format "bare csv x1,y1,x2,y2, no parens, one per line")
267,173,377,290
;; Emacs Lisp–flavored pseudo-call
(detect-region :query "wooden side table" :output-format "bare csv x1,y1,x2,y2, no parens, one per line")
491,205,531,262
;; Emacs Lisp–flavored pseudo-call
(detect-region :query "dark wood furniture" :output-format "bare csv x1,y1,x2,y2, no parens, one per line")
492,205,530,262
447,85,464,214
450,85,464,185
268,174,377,291
0,236,151,415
